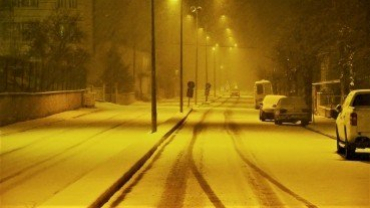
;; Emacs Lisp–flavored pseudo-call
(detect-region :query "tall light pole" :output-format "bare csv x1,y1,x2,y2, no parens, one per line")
212,46,217,97
191,5,202,105
179,0,184,113
151,0,157,133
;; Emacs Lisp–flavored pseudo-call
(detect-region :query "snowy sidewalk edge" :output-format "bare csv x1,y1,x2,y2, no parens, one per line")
304,125,336,140
38,108,193,208
89,108,193,208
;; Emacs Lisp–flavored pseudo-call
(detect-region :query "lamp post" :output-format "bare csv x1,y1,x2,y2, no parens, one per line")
179,0,184,113
190,5,202,105
212,46,217,97
151,0,157,133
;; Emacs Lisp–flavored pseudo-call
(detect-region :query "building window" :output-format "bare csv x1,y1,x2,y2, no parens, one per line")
0,0,12,8
0,22,37,41
12,0,39,7
57,0,77,9
0,23,12,40
19,22,36,41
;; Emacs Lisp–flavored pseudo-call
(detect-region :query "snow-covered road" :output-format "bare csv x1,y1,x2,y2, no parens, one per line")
106,97,370,207
0,102,185,207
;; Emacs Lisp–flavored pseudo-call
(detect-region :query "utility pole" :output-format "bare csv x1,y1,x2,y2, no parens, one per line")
180,0,184,113
213,47,217,97
151,0,157,133
205,36,209,102
191,6,202,105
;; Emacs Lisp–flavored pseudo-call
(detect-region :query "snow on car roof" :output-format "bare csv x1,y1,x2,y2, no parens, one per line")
263,95,286,104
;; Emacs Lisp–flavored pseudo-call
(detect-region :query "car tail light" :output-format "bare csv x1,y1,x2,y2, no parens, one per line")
350,112,357,126
280,109,287,113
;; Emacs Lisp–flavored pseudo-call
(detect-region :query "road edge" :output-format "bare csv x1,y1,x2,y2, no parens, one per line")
304,126,336,140
89,108,193,208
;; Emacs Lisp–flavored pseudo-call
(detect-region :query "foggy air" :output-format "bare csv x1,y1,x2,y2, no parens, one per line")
0,0,369,207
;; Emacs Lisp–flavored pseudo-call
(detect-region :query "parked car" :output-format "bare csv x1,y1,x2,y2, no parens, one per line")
336,89,370,159
274,96,310,126
230,89,240,98
259,95,286,121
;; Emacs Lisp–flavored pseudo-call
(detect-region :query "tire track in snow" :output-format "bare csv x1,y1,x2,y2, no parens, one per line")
188,110,226,208
224,110,318,208
107,134,180,207
105,97,232,207
185,97,239,208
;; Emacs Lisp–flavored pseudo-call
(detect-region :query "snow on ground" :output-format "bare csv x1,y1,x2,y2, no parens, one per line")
0,101,190,208
106,97,369,207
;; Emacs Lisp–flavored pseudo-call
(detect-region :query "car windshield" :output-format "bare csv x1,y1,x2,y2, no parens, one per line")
352,93,370,106
264,96,284,105
280,97,306,107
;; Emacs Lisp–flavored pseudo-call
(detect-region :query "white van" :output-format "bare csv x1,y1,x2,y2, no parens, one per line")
254,80,273,109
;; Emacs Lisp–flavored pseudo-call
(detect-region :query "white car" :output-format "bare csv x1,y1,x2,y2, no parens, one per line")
336,89,370,159
259,95,286,121
230,89,240,98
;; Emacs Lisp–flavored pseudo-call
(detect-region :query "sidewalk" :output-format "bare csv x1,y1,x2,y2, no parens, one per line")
306,115,337,139
1,101,192,208
41,104,192,208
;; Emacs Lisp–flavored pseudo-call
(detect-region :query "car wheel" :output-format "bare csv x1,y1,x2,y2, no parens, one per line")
301,120,309,126
345,141,355,160
344,128,355,160
274,120,282,125
260,112,266,121
336,126,345,154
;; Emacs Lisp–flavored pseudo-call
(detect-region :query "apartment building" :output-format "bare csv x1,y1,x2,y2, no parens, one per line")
0,0,93,56
0,0,93,92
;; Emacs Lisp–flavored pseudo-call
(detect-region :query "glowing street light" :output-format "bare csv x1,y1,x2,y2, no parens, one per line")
212,45,218,97
190,5,202,105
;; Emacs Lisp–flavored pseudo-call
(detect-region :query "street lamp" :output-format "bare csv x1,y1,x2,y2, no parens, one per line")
190,5,202,105
151,0,157,133
212,46,217,97
179,0,184,113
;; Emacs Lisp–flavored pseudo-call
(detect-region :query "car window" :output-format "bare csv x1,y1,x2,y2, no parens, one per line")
280,98,293,106
352,93,370,106
256,84,263,95
280,97,307,107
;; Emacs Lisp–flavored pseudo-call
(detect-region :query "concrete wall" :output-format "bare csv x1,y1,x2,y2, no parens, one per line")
0,90,84,126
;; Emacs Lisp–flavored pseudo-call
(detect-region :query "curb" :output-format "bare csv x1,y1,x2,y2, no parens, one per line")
305,126,336,140
89,108,193,208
